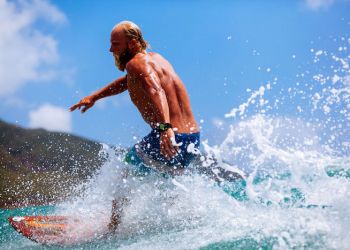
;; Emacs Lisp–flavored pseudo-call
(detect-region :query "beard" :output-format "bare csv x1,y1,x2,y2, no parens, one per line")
113,48,134,71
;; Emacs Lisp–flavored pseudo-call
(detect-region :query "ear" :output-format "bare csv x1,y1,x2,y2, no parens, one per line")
127,38,138,50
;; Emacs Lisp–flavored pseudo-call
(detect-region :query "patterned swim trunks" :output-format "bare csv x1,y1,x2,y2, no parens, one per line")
124,129,200,175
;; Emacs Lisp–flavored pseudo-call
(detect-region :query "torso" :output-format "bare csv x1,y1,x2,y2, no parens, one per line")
126,52,199,133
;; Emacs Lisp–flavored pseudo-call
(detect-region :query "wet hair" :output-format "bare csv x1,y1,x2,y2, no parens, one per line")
114,21,148,50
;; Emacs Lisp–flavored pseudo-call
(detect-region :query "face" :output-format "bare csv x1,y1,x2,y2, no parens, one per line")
109,28,133,71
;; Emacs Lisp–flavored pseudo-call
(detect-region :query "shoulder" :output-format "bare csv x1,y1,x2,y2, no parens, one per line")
126,53,152,76
126,53,145,71
149,52,166,61
148,52,160,57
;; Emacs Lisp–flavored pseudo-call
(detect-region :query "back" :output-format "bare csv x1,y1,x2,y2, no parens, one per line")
149,52,199,133
126,52,198,133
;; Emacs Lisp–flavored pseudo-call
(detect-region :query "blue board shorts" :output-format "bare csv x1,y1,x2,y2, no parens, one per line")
124,130,200,175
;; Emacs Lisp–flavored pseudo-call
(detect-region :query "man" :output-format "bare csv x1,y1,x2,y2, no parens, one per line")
70,21,200,174
70,21,200,230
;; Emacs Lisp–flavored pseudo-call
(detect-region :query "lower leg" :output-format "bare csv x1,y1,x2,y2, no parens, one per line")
108,198,128,232
108,199,121,232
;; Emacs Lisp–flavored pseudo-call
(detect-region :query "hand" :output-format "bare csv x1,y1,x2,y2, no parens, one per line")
160,129,179,160
69,95,96,113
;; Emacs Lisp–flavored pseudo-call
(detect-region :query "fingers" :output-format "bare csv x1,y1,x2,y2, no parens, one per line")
69,97,94,113
161,144,173,160
69,103,81,112
81,106,88,113
81,103,92,113
160,135,178,160
161,142,173,160
69,102,86,113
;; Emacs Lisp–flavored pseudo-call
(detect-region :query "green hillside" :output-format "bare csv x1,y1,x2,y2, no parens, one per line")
0,119,104,208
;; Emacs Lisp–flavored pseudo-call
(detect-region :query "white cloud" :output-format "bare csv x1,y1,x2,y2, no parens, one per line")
29,103,72,132
304,0,350,10
305,0,335,10
0,0,67,96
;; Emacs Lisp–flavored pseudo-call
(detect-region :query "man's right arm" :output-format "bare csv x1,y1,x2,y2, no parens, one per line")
70,75,128,113
92,75,128,101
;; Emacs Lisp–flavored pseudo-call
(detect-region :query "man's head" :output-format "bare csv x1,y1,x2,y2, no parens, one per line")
110,21,148,71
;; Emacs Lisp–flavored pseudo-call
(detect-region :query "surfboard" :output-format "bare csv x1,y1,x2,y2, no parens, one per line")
8,216,78,245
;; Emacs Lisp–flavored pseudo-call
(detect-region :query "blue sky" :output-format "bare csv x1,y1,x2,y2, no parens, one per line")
0,0,349,147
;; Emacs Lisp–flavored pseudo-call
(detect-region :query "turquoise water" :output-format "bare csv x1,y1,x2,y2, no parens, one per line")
0,197,318,250
1,166,349,250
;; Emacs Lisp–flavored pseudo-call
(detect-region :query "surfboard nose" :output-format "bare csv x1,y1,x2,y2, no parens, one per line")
8,216,24,230
7,215,75,245
9,216,25,223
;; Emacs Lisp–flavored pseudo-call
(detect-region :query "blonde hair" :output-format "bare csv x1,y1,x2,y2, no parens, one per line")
114,21,148,50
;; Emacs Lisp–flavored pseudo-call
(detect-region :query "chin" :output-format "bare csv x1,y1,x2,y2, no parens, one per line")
117,65,125,71
114,59,125,71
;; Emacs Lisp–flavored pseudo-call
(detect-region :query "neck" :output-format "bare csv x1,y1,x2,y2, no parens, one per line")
130,44,145,56
132,49,146,57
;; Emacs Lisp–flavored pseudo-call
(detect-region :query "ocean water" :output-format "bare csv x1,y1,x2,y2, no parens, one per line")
1,38,350,249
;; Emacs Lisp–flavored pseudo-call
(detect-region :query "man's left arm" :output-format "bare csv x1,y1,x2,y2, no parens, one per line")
127,63,178,159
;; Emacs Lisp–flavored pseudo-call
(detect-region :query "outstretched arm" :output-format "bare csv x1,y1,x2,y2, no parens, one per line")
70,75,128,113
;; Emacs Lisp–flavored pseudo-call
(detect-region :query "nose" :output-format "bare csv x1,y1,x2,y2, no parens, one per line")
109,45,113,53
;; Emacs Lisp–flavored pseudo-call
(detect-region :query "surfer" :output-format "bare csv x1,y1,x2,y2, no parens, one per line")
70,20,200,174
70,21,200,230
